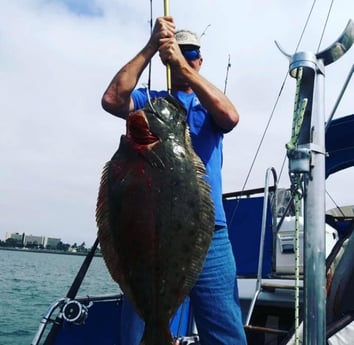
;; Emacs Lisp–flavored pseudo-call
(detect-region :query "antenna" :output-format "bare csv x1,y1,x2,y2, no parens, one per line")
223,54,231,94
200,24,211,39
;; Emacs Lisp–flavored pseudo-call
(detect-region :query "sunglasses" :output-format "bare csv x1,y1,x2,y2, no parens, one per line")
180,48,201,61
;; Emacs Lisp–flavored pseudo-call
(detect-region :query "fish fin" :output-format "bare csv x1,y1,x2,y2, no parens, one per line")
96,161,123,283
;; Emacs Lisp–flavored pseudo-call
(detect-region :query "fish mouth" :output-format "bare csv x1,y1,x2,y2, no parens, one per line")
127,110,159,147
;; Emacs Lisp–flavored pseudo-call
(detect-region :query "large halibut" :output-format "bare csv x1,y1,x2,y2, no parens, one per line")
96,95,214,344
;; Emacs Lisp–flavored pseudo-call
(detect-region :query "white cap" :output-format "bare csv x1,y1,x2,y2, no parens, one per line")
175,30,200,48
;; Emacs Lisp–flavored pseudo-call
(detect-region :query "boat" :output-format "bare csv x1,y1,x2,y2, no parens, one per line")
31,15,354,345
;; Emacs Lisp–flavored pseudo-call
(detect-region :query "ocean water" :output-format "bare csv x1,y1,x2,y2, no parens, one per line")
0,249,120,345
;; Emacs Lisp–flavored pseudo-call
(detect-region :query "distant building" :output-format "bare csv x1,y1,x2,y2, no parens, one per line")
4,232,61,248
25,234,45,246
44,237,61,248
5,232,25,245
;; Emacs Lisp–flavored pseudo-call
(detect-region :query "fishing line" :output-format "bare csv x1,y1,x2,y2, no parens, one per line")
278,154,287,181
316,0,335,53
294,0,317,53
145,85,155,113
326,190,346,217
226,71,288,227
238,71,288,195
239,0,322,193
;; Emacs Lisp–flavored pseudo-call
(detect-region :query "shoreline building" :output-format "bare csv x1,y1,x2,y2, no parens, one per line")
5,232,61,248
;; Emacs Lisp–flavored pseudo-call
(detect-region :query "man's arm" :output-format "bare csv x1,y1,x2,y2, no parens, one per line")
160,38,239,132
101,45,156,119
183,68,239,132
101,17,176,119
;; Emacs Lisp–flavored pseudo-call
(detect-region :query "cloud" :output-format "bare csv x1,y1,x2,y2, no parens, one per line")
1,0,353,244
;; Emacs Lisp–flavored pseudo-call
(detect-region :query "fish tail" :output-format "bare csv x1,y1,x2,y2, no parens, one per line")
140,322,175,345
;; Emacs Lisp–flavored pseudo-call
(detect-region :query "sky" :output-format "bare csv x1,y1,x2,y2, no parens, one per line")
1,0,354,245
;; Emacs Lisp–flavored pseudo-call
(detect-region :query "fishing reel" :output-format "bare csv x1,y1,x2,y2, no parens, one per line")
62,300,89,325
177,336,200,345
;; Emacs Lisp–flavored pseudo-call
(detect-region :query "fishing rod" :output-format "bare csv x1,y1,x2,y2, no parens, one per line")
164,0,172,93
198,24,233,97
148,0,153,90
42,238,99,345
200,24,211,39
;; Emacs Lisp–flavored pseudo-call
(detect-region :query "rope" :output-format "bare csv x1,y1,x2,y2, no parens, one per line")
286,68,307,151
286,67,307,345
292,179,303,345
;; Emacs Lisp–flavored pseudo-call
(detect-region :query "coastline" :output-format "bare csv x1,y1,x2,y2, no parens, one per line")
0,246,102,257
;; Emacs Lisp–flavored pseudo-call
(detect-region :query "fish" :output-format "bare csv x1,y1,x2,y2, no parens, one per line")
96,95,215,345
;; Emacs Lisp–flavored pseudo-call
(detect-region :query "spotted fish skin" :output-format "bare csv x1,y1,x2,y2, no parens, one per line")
96,96,214,345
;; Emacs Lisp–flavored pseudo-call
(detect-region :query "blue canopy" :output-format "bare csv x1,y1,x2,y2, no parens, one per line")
326,114,354,178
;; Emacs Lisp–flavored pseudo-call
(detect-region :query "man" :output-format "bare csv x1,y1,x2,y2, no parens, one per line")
102,16,247,345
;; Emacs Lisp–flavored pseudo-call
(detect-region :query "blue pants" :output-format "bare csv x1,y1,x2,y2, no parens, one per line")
120,227,247,345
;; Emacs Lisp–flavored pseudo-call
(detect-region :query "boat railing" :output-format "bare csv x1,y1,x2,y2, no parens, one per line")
31,298,67,345
245,167,278,326
223,168,307,337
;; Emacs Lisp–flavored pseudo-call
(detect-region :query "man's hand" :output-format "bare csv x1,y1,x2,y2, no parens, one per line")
148,16,176,52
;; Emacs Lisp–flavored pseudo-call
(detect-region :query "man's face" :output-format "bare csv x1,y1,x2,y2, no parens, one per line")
172,46,203,88
186,57,203,71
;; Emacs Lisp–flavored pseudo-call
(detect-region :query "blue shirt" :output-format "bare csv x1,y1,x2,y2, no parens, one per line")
132,88,227,226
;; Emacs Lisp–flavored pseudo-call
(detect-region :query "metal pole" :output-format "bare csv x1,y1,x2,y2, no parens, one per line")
283,20,354,344
304,64,327,345
288,52,327,345
305,62,326,345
